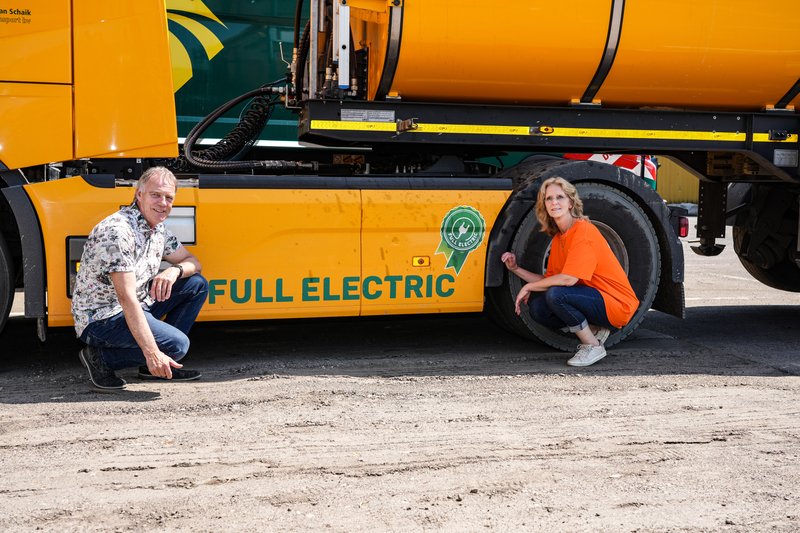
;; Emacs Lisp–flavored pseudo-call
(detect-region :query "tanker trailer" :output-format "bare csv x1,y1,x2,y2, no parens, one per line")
271,0,798,347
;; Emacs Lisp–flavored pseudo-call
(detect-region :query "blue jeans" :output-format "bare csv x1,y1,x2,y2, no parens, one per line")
529,285,614,333
80,275,209,371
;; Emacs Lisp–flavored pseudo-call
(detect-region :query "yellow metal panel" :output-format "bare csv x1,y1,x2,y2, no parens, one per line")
385,0,610,104
595,0,800,111
361,190,510,315
0,83,72,170
73,0,178,159
25,179,512,325
25,180,362,326
24,178,140,327
193,189,362,321
0,0,71,84
656,158,699,204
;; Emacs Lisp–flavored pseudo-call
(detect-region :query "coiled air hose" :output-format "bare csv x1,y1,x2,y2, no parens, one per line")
172,80,314,172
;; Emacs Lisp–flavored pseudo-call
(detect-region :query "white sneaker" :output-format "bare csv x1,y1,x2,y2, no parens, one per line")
594,327,610,345
567,343,607,367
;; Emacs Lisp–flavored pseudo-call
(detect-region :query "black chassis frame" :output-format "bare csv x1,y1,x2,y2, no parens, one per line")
299,99,800,254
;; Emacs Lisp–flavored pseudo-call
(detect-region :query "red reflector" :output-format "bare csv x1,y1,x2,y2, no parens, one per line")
679,217,689,238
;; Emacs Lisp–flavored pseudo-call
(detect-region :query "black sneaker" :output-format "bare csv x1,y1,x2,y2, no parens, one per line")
138,366,201,381
79,346,126,389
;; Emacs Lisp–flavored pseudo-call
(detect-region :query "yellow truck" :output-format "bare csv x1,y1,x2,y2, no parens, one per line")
1,0,798,351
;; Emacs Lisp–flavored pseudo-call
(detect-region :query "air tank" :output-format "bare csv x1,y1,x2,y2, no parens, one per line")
350,0,800,112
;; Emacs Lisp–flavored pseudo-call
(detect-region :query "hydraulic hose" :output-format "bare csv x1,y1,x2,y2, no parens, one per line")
294,0,304,50
173,81,315,172
294,20,311,101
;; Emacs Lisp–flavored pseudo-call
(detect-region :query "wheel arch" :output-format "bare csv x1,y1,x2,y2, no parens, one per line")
1,169,46,322
484,159,685,318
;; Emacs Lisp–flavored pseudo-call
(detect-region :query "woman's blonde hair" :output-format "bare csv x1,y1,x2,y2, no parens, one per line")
535,177,588,236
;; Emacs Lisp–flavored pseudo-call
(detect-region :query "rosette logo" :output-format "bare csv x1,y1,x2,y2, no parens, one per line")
435,206,486,275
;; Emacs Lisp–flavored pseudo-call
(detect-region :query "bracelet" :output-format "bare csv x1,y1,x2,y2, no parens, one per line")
171,264,184,278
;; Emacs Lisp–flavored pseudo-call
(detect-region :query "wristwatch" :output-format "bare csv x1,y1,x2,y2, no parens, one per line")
171,264,184,278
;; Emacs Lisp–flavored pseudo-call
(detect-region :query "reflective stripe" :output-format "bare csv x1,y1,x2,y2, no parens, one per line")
753,133,799,143
311,120,747,141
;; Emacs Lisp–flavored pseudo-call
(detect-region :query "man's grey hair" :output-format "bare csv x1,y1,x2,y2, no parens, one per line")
135,166,178,196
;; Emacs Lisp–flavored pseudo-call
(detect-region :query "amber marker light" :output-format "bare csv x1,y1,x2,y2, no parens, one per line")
413,256,430,267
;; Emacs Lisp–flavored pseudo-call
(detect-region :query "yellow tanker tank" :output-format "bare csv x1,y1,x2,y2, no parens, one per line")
349,0,800,111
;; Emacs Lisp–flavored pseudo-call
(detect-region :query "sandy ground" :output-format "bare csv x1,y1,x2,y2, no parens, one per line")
1,219,800,532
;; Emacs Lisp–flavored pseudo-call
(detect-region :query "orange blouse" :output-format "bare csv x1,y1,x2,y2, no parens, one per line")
545,219,639,328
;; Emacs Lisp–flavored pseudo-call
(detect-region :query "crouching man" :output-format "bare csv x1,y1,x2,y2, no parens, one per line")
71,167,208,389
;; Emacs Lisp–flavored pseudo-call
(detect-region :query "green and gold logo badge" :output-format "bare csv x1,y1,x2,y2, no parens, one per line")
436,206,486,275
167,0,227,92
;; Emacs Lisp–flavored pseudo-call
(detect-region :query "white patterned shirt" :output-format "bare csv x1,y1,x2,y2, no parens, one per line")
71,202,182,336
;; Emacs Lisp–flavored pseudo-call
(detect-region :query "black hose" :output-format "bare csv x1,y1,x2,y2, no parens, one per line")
294,0,304,50
294,20,311,101
349,31,356,90
322,13,333,70
173,80,304,172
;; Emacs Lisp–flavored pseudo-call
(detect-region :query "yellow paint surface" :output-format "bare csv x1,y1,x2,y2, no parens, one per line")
26,178,511,327
0,0,71,84
73,0,177,159
0,83,73,169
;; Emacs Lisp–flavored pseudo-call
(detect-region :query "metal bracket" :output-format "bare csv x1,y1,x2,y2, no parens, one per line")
529,126,554,135
691,181,727,256
769,129,789,141
396,118,417,133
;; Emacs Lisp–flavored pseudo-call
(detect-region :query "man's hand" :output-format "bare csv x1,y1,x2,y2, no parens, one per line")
145,350,183,379
150,266,180,302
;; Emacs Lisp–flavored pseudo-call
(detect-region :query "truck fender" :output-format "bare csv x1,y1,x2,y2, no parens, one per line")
1,185,46,320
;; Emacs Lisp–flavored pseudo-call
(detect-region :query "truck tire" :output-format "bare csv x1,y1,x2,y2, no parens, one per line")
486,182,660,351
0,231,14,336
732,226,800,292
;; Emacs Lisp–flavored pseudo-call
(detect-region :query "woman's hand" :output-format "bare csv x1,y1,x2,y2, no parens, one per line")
514,283,533,315
501,252,519,272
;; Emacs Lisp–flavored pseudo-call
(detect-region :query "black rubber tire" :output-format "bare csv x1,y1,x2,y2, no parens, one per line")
486,182,661,351
732,226,800,292
0,231,14,336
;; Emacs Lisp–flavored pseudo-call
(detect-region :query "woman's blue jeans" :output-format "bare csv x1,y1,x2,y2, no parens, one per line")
529,285,614,333
80,275,209,371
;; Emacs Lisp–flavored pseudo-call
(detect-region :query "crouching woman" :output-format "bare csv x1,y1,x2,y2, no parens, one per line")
501,177,639,367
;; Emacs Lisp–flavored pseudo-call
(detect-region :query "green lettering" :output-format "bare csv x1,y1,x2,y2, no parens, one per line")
426,274,433,298
363,276,382,300
208,279,227,304
436,274,455,297
276,278,293,302
384,275,402,298
405,275,423,298
343,276,359,300
255,279,273,303
303,277,320,301
230,279,251,304
323,277,341,301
